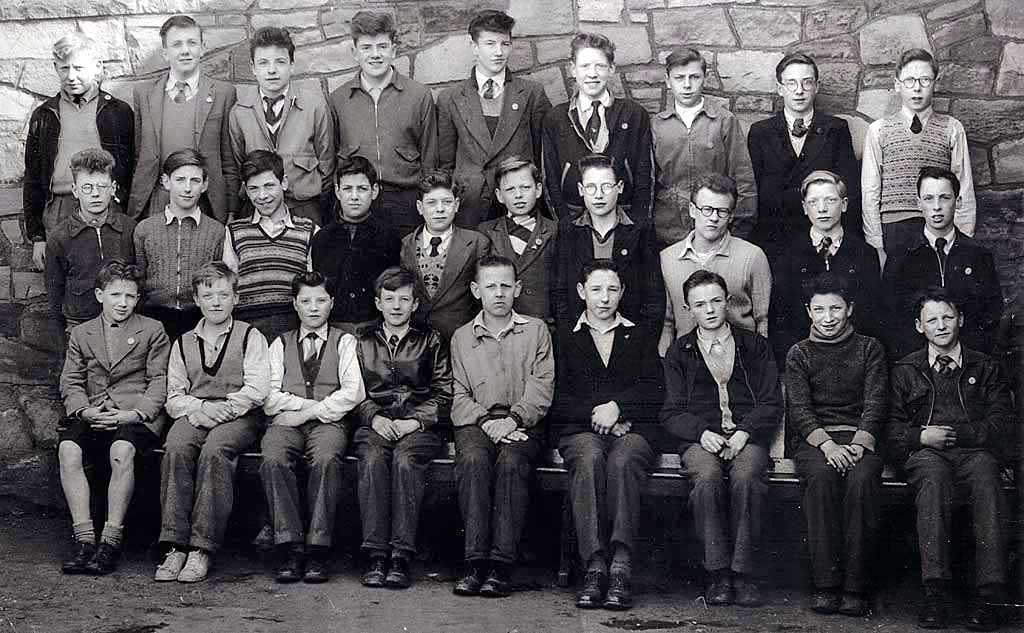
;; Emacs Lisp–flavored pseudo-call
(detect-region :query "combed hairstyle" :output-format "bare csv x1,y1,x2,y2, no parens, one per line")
351,11,397,43
682,269,729,304
570,32,615,65
290,271,336,298
664,48,706,75
95,259,142,291
52,33,102,62
800,170,847,199
801,272,853,306
579,258,622,286
70,147,115,179
250,26,295,62
689,172,738,207
775,52,819,82
162,147,208,178
160,15,202,45
192,261,238,294
418,170,462,199
468,10,515,40
494,156,540,187
374,266,417,297
336,155,379,186
896,48,938,78
241,149,285,184
913,286,961,320
475,253,518,281
917,166,961,198
577,154,618,181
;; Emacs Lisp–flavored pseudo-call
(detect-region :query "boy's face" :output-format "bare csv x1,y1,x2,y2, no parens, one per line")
571,47,613,99
689,187,734,243
95,279,139,325
353,33,395,80
194,278,237,326
917,177,958,234
666,60,705,109
578,166,622,218
293,284,333,330
162,164,208,212
684,282,728,331
471,264,520,320
495,167,541,218
375,285,419,328
472,30,512,76
162,26,204,78
55,49,103,97
417,187,459,234
577,269,623,322
335,173,379,222
245,170,288,217
896,59,935,113
251,45,293,97
71,170,114,217
916,300,962,350
806,292,852,338
777,62,817,116
802,181,846,233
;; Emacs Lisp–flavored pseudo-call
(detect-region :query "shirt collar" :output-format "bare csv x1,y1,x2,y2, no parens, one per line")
164,206,203,226
250,207,296,228
928,342,963,370
677,231,732,260
673,98,707,120
476,68,507,90
696,322,733,345
381,322,410,343
101,313,134,330
573,207,634,229
810,226,843,249
194,317,234,343
61,85,99,106
924,226,956,251
472,310,529,339
360,68,395,93
259,85,289,103
572,311,635,334
421,225,454,248
901,105,933,126
166,72,201,96
299,323,329,342
69,209,120,236
574,89,613,114
784,109,814,128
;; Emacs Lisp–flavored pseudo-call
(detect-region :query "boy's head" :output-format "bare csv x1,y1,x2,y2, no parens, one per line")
192,261,238,326
914,287,962,351
689,173,737,243
775,52,818,117
416,171,461,234
374,266,419,328
291,271,335,330
94,260,142,325
917,166,960,235
250,27,294,97
800,170,848,233
161,148,209,212
664,48,706,109
577,154,622,219
70,148,116,216
682,269,729,331
351,11,397,81
802,272,854,339
242,150,288,217
335,155,380,222
160,15,203,79
494,156,542,218
577,259,624,323
570,33,615,99
52,34,104,99
895,48,937,114
469,10,514,77
471,255,520,320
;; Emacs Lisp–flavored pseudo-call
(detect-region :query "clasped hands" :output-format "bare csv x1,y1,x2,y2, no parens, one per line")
819,439,867,474
80,406,142,431
481,417,529,444
371,416,421,442
591,401,631,437
188,400,235,429
700,429,750,461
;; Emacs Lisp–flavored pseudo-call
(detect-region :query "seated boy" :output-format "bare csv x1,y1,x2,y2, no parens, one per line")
58,260,170,575
399,171,491,340
786,273,888,617
551,259,663,610
352,267,453,589
134,148,227,341
260,271,366,583
155,262,270,583
449,255,554,598
889,288,1014,631
660,270,782,608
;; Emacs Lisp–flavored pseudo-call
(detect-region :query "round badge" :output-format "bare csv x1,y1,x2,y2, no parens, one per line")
127,338,135,345
512,103,519,111
206,95,214,103
621,123,628,130
965,267,972,275
535,238,543,245
968,376,976,385
621,248,628,255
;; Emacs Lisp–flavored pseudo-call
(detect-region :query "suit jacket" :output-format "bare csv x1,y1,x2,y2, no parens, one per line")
477,214,557,323
60,314,171,438
747,111,861,257
129,74,238,222
400,226,491,340
436,74,551,227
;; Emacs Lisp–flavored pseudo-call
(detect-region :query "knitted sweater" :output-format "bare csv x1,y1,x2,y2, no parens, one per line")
878,112,951,219
227,216,315,310
134,214,226,310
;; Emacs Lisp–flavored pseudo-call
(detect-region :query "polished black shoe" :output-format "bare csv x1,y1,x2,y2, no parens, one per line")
839,592,868,617
964,602,999,632
603,571,633,610
575,570,607,609
276,550,305,583
812,589,840,614
453,565,485,596
706,578,735,606
385,556,411,589
84,542,120,576
62,541,96,575
734,577,763,608
480,567,512,598
362,556,388,588
303,558,329,584
918,594,949,629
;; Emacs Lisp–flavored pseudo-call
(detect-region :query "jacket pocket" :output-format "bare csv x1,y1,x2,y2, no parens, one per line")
292,155,319,173
339,143,361,159
392,145,422,181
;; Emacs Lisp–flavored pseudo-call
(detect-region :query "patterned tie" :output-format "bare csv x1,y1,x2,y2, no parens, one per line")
791,117,808,138
910,114,923,134
173,81,189,104
506,215,533,256
818,236,833,270
482,78,496,100
388,334,399,353
935,354,954,376
586,101,603,146
263,94,285,144
429,236,442,257
935,237,948,276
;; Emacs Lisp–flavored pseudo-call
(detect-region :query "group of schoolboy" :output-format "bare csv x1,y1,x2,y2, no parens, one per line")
30,7,1013,632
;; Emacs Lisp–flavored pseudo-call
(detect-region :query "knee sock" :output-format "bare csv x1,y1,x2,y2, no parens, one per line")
73,521,95,545
587,552,608,574
99,522,123,548
609,545,631,577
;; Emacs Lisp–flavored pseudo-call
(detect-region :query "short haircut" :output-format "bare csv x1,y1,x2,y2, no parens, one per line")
374,266,417,297
468,10,515,40
917,166,961,198
351,11,397,43
418,170,461,199
571,32,615,66
689,172,738,207
336,155,379,186
162,148,208,178
95,259,142,291
192,261,238,294
494,156,540,187
290,271,335,297
250,26,295,62
241,149,285,184
160,15,202,45
52,33,101,62
475,254,518,281
579,258,622,285
913,286,961,319
682,269,729,304
664,48,706,75
577,154,618,181
775,52,819,82
800,169,847,199
70,148,115,179
802,272,853,306
896,48,938,78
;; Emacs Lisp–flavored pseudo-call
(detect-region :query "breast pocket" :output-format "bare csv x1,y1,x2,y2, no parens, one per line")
393,145,422,181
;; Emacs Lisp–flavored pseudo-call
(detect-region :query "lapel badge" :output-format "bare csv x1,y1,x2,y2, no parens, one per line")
206,95,214,103
968,376,976,385
127,338,136,346
535,237,543,246
512,103,519,111
621,122,628,130
621,248,628,256
965,267,972,275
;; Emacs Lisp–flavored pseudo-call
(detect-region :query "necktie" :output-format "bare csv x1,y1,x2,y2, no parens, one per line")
388,334,399,352
911,114,923,134
818,235,833,270
173,81,189,104
263,94,285,143
303,332,318,362
506,215,534,255
935,354,954,376
791,117,808,138
482,78,496,100
429,236,442,257
935,236,948,276
586,102,603,145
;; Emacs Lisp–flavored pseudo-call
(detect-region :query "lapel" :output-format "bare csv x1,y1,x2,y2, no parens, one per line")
571,325,606,373
772,112,799,164
193,74,215,143
516,216,552,272
604,99,625,141
81,318,112,371
108,316,144,371
243,90,275,147
612,220,642,261
796,111,832,170
146,76,166,141
606,326,634,373
455,78,492,153
488,79,526,158
433,228,475,305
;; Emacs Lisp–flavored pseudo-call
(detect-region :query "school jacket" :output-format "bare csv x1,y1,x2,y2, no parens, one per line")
477,214,557,323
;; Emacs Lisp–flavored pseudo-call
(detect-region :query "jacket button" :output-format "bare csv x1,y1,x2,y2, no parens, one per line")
306,381,312,386
350,293,356,298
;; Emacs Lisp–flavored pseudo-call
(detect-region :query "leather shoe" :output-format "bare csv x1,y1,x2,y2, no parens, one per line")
603,571,633,610
85,542,120,575
964,602,999,631
918,594,949,629
276,550,304,583
61,541,96,575
734,578,762,607
575,570,607,609
303,558,329,584
812,589,840,614
385,556,411,589
453,565,485,596
706,578,734,606
480,567,512,598
839,592,868,617
362,556,388,588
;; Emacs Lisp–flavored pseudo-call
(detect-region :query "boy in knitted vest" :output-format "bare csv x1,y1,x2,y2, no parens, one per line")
785,272,888,617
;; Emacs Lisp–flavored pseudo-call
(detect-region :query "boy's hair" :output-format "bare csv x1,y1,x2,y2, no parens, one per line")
475,254,518,281
682,269,729,304
800,169,847,199
913,286,961,319
896,48,938,78
418,170,462,199
570,32,615,66
95,259,142,291
577,154,618,181
70,148,115,179
52,33,101,62
192,261,238,294
802,272,853,306
351,11,397,43
689,172,738,207
160,15,202,45
241,149,285,184
579,258,622,285
290,271,336,298
335,155,379,187
775,52,819,82
250,26,295,62
495,156,540,187
917,166,961,198
374,266,417,297
664,48,706,75
162,148,208,178
468,10,515,40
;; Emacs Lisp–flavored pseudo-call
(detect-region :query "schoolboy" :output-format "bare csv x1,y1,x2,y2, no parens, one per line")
653,47,756,247
129,15,238,222
862,49,976,268
659,173,771,355
541,33,654,221
436,10,551,227
352,267,453,590
155,262,270,583
786,273,888,617
134,148,227,341
310,155,401,334
260,271,366,584
660,271,783,608
889,288,1013,631
477,157,557,323
449,255,554,598
399,171,491,340
58,260,170,575
228,26,335,225
550,259,663,611
25,33,134,272
330,11,438,236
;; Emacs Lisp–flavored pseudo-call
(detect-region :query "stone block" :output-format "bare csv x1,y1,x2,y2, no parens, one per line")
9,244,34,272
926,0,981,22
17,389,61,449
630,87,662,101
630,11,649,23
858,15,929,66
0,62,23,88
969,144,991,188
865,0,940,12
15,302,57,355
203,27,249,52
669,0,754,4
996,43,1024,97
125,26,166,74
135,0,203,11
950,98,1024,145
717,51,784,93
817,62,861,97
0,267,10,301
732,8,800,48
0,87,36,124
0,336,52,384
18,60,61,97
293,40,357,77
508,44,533,73
629,0,664,6
96,78,140,106
856,88,899,121
326,71,359,95
321,6,361,40
78,17,130,63
861,68,894,89
988,0,1024,39
0,409,34,463
422,4,497,34
943,36,1003,63
601,26,652,66
993,138,1024,184
509,0,575,36
704,94,730,112
795,36,859,61
414,35,477,85
536,38,571,65
0,452,61,507
816,93,857,115
627,69,666,84
936,62,993,95
204,50,233,81
522,67,568,105
580,0,624,22
218,14,248,27
0,139,27,185
2,0,133,20
252,10,320,31
734,95,773,113
652,8,735,47
805,4,867,41
638,99,663,114
12,271,44,301
931,13,987,52
290,29,325,47
203,0,253,8
257,0,324,7
2,220,23,248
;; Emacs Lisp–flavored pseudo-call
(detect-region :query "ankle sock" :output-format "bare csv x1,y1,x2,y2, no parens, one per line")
73,521,96,545
100,523,123,548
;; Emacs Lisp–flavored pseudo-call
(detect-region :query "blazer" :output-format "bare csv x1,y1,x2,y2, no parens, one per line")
477,214,557,323
129,74,238,222
60,314,171,438
436,74,551,227
400,226,491,340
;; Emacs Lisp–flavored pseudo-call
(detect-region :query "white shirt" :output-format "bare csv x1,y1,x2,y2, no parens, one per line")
476,68,507,100
924,226,956,254
165,72,201,101
420,225,454,257
164,206,203,226
576,90,613,127
573,311,635,367
809,226,843,256
222,207,317,272
928,342,963,372
674,98,705,129
263,329,366,422
784,109,814,156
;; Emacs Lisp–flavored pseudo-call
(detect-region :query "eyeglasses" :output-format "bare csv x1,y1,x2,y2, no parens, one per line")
695,205,732,219
780,78,816,92
898,76,934,88
77,183,111,194
581,183,618,195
